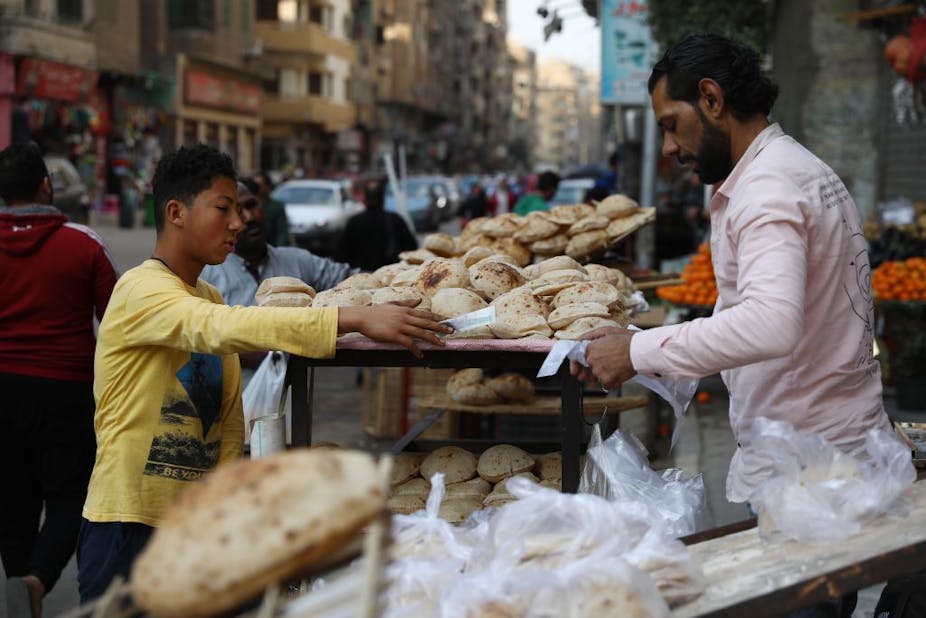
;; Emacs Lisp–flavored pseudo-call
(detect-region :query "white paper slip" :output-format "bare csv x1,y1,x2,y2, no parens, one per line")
537,340,589,377
441,305,495,333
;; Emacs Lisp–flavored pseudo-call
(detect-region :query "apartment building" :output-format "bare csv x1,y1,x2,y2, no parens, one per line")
535,58,601,171
508,39,537,170
254,0,357,173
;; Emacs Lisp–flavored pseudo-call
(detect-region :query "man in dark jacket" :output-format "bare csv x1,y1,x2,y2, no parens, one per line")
0,142,117,618
336,177,418,271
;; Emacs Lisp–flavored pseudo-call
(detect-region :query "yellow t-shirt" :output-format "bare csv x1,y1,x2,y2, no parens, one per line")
83,259,338,526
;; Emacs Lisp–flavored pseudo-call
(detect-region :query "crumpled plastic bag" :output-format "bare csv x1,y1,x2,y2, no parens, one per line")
747,418,917,543
580,424,706,538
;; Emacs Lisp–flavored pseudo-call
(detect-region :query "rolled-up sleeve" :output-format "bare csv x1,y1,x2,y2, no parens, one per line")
631,171,808,378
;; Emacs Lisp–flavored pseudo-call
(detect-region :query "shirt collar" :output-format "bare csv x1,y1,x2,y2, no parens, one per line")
715,122,784,199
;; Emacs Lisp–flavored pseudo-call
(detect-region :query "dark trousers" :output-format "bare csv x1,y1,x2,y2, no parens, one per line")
0,373,96,593
76,520,153,603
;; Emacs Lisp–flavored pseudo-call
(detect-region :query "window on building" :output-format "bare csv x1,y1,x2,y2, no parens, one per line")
280,68,307,98
256,0,277,20
168,0,215,30
183,120,199,146
225,126,239,169
57,0,82,23
222,0,232,28
205,123,220,150
308,72,322,96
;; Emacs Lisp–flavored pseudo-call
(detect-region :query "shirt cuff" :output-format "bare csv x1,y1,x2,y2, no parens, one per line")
630,326,671,378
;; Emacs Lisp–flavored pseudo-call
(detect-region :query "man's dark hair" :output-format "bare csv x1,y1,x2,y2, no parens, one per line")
152,144,237,232
240,177,261,196
0,142,49,205
647,33,779,121
584,185,611,205
537,171,561,193
364,176,387,210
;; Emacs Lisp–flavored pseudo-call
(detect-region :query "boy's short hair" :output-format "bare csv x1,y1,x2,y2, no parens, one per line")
152,144,237,232
0,142,49,205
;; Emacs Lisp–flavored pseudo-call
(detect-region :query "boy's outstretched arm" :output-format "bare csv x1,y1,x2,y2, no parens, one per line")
338,302,452,358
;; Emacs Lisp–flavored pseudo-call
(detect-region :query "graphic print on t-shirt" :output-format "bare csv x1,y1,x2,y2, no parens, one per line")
144,353,223,481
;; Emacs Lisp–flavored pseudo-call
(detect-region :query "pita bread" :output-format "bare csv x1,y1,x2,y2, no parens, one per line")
256,291,314,307
469,261,527,301
311,288,372,307
399,248,438,264
491,286,551,319
437,498,484,524
462,245,497,267
522,256,587,280
529,269,591,297
485,372,534,402
390,453,425,486
481,214,522,238
567,215,610,235
594,194,640,219
459,232,495,252
448,368,484,390
546,203,595,226
477,445,535,483
371,263,411,286
449,382,502,405
566,230,608,261
460,216,491,237
255,276,315,302
483,472,539,506
423,232,458,257
131,450,384,618
534,451,562,481
584,264,634,292
429,287,488,319
524,232,565,255
606,207,656,243
334,272,383,290
547,301,611,330
415,259,471,297
420,446,478,484
513,212,562,243
444,477,491,500
553,316,621,339
371,286,429,310
550,282,621,309
393,477,431,496
389,266,422,287
490,313,553,339
387,494,427,515
490,237,532,267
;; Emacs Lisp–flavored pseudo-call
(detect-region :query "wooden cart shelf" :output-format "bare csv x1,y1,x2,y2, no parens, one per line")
418,393,649,416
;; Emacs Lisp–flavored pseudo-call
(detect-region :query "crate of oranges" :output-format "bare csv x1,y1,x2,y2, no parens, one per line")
872,257,926,302
656,243,718,308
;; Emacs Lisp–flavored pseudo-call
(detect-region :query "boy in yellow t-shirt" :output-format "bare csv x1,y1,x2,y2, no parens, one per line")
76,145,450,603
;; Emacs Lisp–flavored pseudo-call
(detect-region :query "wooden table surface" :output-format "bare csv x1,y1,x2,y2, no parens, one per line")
673,480,926,617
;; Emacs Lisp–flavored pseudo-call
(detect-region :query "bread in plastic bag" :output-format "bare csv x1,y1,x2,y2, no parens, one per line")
579,424,706,538
746,418,916,543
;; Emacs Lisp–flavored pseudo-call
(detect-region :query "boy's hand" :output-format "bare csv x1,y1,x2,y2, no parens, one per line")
338,302,453,358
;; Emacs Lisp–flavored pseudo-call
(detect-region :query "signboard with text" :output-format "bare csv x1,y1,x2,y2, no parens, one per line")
600,0,654,105
184,69,262,115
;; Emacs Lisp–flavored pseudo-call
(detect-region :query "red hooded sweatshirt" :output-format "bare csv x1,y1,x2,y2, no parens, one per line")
0,206,117,381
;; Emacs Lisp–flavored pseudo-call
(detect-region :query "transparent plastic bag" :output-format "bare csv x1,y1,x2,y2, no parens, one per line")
747,418,917,543
579,425,706,538
241,351,289,456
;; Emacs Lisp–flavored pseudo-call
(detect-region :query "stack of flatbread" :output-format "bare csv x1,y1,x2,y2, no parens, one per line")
386,445,564,523
254,276,316,307
130,449,385,617
445,368,535,405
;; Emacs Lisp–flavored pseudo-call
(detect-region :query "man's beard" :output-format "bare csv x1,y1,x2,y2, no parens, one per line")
235,224,266,255
680,110,732,185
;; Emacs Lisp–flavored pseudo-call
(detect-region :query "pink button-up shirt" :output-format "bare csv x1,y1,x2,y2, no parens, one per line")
630,123,889,501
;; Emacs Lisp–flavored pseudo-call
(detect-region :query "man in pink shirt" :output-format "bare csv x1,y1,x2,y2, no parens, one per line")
575,34,889,506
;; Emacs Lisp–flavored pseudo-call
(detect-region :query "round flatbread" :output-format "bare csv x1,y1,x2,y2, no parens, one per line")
416,259,471,297
461,245,497,267
546,203,595,226
553,316,621,339
469,261,527,301
584,264,634,293
131,450,384,618
485,372,534,402
389,266,423,287
550,282,621,310
491,286,551,319
513,212,562,243
438,497,484,524
448,368,484,389
393,477,431,496
387,494,427,515
371,286,429,311
334,273,383,290
567,215,610,235
372,263,411,286
594,194,640,219
255,276,315,303
311,288,372,307
423,232,458,257
490,313,552,339
534,452,562,481
491,237,532,267
257,291,314,307
399,248,438,264
548,301,611,330
481,215,522,238
565,230,608,261
529,233,569,256
449,382,502,405
522,256,587,280
390,452,425,486
420,446,478,484
429,287,488,320
444,477,491,500
477,444,535,483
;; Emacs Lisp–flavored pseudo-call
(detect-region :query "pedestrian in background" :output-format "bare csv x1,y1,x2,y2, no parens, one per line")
0,142,117,618
253,172,289,246
460,182,488,227
513,170,560,215
77,145,450,602
336,177,418,272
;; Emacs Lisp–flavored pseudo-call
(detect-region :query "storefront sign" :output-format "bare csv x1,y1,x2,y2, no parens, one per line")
184,69,261,114
16,58,97,103
600,0,654,105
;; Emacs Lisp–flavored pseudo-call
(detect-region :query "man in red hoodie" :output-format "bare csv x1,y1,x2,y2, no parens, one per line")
0,142,117,618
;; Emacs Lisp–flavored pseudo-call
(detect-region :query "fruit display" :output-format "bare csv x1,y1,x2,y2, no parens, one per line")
655,243,718,307
872,257,926,302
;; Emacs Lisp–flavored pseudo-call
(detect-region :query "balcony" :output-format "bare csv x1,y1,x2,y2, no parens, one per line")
255,21,356,63
263,95,356,133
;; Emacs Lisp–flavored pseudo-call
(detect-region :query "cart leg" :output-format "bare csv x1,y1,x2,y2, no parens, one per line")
560,365,582,493
289,357,311,446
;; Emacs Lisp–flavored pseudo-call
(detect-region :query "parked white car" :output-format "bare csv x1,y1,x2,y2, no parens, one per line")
272,179,363,256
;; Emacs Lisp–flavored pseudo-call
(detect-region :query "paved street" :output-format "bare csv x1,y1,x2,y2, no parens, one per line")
4,216,887,616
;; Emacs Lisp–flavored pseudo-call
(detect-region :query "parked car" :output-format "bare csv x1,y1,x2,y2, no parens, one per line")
272,179,364,256
550,177,596,206
384,176,446,231
44,156,90,223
